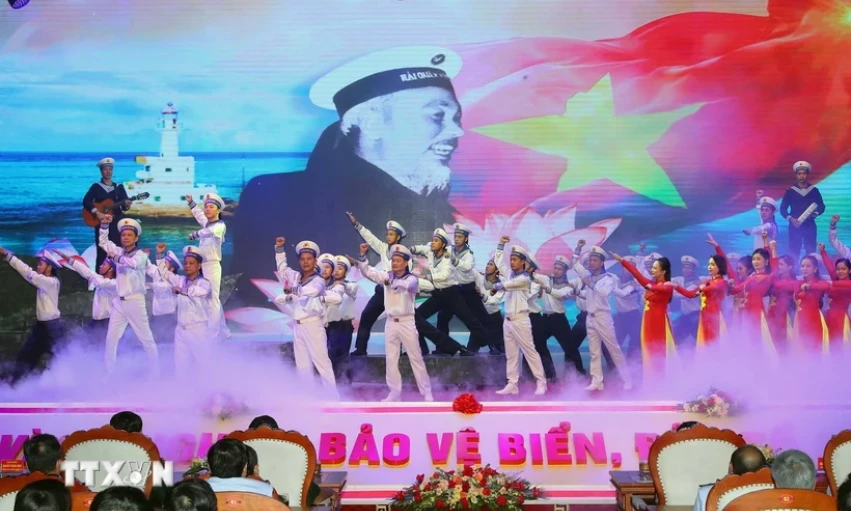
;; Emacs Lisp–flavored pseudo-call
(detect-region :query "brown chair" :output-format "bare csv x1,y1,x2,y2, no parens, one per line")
706,468,775,511
824,429,851,497
649,423,746,506
60,425,162,497
71,491,98,510
215,491,290,510
725,488,836,511
226,428,316,508
0,472,52,511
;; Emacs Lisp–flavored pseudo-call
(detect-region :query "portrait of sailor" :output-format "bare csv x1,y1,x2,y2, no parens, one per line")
230,46,464,306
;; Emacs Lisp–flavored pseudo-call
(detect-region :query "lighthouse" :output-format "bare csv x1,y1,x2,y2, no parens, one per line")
159,102,181,158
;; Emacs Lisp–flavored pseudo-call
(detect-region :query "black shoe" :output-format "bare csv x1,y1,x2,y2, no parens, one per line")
489,346,504,355
351,350,367,356
458,348,475,357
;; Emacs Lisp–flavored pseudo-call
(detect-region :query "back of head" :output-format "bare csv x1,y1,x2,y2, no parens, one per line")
165,479,217,511
676,421,700,432
90,487,152,511
110,411,143,434
245,445,258,477
730,444,767,475
838,474,851,511
207,439,248,479
247,415,278,430
771,449,816,489
23,434,61,474
14,479,71,511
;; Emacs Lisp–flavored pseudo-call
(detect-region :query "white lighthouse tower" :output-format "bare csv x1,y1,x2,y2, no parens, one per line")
125,102,220,216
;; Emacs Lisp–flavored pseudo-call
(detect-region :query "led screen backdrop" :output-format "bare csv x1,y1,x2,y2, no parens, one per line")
2,0,851,334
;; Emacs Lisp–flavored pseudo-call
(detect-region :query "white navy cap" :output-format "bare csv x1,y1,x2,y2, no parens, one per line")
118,218,142,236
97,157,115,168
386,221,407,238
203,193,224,210
793,161,811,172
553,255,570,268
648,252,662,261
334,255,351,271
453,223,472,237
297,241,320,257
319,252,336,268
757,196,778,210
391,244,412,261
588,246,607,260
38,249,63,271
433,228,450,245
309,46,462,116
510,245,530,261
526,252,540,271
164,250,184,270
183,246,203,263
681,255,698,267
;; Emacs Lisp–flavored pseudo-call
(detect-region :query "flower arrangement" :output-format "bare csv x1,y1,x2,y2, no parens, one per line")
202,392,248,421
391,465,544,510
453,393,483,415
183,458,209,477
681,388,741,417
758,444,782,466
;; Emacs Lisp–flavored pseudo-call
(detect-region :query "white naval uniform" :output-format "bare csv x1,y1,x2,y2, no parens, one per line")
493,246,546,386
325,280,359,323
829,226,851,259
671,276,706,316
274,248,337,392
357,224,413,271
156,265,214,378
146,263,177,317
6,254,60,321
189,203,228,337
358,260,432,398
477,273,504,315
68,260,117,320
98,227,159,374
572,263,632,388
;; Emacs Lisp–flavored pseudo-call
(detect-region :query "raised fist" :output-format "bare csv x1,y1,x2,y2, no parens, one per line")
832,215,840,225
500,235,510,244
346,212,358,226
360,243,370,256
185,194,193,204
756,190,764,198
156,242,167,253
639,242,647,250
576,239,586,248
818,242,826,252
275,237,286,247
102,213,113,224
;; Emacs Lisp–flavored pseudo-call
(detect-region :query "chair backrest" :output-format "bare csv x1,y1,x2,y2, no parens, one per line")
0,473,52,511
226,427,316,508
71,491,98,510
60,425,161,497
824,429,851,497
707,468,776,511
650,423,746,505
725,488,836,511
216,491,290,510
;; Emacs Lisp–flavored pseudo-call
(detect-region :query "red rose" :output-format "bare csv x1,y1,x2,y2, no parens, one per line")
533,488,542,497
518,494,525,504
483,488,492,496
436,500,446,509
424,483,431,491
697,404,707,412
462,481,470,492
706,397,716,406
463,465,474,477
497,495,507,506
461,497,469,509
448,470,455,476
394,492,405,501
433,472,440,479
414,494,422,503
416,474,424,484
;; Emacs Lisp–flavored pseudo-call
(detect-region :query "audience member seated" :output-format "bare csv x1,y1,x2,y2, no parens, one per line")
109,411,143,433
90,487,152,511
205,439,274,498
22,435,88,492
13,479,70,511
166,479,217,511
838,474,851,511
693,444,767,511
771,449,817,490
677,421,702,432
247,416,278,430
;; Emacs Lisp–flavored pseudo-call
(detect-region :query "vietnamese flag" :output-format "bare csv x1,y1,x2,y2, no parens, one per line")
447,0,851,243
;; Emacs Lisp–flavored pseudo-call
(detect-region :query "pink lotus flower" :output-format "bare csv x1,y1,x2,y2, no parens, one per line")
445,204,620,271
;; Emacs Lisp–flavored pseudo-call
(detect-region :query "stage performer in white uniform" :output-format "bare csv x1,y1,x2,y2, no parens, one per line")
155,246,214,380
98,214,159,375
0,246,64,384
186,193,228,338
492,236,547,396
63,255,117,347
573,246,632,391
324,255,359,382
147,247,180,344
274,237,338,394
353,243,433,402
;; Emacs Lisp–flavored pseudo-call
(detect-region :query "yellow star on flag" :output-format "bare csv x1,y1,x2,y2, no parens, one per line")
473,74,700,208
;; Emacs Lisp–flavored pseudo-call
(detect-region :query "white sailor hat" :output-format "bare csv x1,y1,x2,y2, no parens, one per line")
297,241,320,258
649,252,662,260
587,246,607,261
165,250,184,270
432,228,450,245
510,245,530,261
117,218,142,236
37,250,63,271
757,196,778,210
203,193,225,210
309,46,462,116
553,255,570,269
386,221,407,238
390,244,412,261
97,157,115,168
334,255,351,271
526,252,541,271
681,255,699,267
319,252,336,268
793,161,812,173
453,223,472,237
101,257,116,270
183,246,203,263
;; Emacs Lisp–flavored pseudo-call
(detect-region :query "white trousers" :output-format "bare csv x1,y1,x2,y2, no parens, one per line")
293,319,337,391
202,260,230,339
385,317,432,395
105,295,159,375
587,311,631,386
504,314,545,385
174,322,213,382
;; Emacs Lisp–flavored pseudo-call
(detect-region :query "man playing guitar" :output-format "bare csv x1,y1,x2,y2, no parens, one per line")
82,157,133,268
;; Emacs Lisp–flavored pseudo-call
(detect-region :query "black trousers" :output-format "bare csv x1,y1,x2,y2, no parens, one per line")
543,313,585,375
416,286,487,354
327,320,354,383
788,220,817,260
10,319,65,384
436,283,495,351
353,285,465,355
93,222,122,270
529,313,557,379
86,318,110,348
484,311,505,352
614,309,642,361
672,311,700,348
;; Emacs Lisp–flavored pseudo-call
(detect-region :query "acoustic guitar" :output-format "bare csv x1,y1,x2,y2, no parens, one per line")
81,192,150,227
